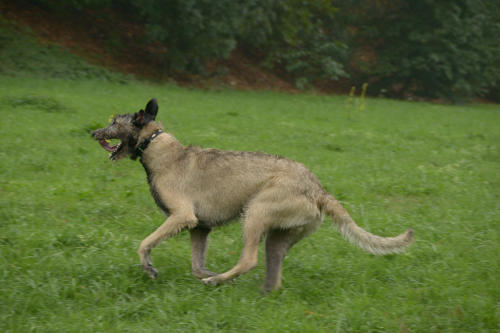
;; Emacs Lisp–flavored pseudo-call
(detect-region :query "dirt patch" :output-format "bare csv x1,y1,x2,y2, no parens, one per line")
0,1,303,93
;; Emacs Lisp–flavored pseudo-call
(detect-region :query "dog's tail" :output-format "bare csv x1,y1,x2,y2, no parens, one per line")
321,195,414,255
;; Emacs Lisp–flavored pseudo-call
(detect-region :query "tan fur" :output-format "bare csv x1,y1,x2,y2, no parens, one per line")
136,125,414,290
92,99,414,291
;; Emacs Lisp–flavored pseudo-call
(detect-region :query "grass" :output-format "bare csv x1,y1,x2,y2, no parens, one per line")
1,21,499,332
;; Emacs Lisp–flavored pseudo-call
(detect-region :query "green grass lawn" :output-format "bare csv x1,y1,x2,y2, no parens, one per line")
1,21,499,332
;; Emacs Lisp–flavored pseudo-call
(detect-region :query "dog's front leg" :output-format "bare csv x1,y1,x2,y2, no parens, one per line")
190,226,218,279
138,212,198,279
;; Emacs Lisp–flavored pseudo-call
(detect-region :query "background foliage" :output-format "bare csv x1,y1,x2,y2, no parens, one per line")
338,0,500,100
15,0,500,100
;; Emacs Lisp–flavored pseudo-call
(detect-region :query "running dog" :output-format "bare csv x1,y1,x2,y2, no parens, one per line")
91,98,414,291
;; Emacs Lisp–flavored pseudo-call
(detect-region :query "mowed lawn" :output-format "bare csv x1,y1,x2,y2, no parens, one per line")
0,75,499,332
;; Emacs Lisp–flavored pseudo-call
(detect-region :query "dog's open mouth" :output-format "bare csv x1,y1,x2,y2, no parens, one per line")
98,140,123,159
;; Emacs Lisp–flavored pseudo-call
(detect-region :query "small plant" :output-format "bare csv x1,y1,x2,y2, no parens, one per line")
359,82,368,112
345,85,356,116
345,83,368,116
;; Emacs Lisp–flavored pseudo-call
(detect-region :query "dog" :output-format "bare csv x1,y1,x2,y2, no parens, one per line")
91,98,414,291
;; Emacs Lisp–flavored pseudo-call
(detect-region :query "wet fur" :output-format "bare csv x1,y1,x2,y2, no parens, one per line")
92,99,414,292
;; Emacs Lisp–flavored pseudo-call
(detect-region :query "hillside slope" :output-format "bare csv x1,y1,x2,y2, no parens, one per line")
0,1,299,92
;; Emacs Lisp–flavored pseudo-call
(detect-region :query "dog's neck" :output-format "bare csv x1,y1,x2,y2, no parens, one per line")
134,122,183,164
135,129,163,158
133,122,167,160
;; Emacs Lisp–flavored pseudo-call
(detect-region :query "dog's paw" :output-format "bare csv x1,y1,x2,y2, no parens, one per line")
202,275,221,286
142,264,158,280
193,269,218,279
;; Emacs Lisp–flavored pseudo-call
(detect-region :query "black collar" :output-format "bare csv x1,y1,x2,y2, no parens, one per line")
136,130,163,157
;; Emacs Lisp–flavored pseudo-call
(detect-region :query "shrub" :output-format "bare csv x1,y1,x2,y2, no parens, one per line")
132,0,348,84
238,0,348,88
341,0,500,100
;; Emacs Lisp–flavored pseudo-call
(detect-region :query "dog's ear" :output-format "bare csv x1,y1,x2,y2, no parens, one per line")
144,98,158,123
134,99,158,127
134,109,146,127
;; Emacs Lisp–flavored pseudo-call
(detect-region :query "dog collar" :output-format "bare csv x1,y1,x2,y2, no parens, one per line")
136,130,163,157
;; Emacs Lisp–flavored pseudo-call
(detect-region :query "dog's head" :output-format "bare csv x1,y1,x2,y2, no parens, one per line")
92,98,159,161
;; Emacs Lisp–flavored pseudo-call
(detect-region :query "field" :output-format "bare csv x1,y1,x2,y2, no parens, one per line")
1,23,499,332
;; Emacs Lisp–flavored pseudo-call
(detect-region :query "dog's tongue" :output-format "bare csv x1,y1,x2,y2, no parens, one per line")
99,140,119,152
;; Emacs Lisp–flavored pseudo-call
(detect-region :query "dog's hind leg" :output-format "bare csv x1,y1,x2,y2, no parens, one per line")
202,215,266,286
190,226,217,279
202,188,322,287
263,223,319,292
138,211,197,279
263,229,296,292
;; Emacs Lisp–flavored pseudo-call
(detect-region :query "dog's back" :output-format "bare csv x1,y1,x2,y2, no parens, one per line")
141,131,326,226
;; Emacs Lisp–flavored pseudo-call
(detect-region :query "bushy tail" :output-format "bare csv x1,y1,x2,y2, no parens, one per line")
322,195,414,255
